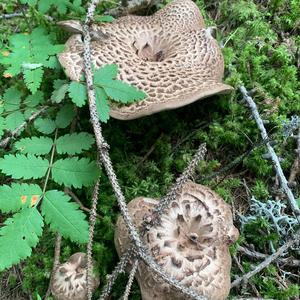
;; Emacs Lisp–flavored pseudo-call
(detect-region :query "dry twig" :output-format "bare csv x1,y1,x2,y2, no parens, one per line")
82,1,208,299
231,222,300,287
240,86,300,224
121,259,138,300
64,188,101,219
44,234,62,300
238,245,300,267
0,106,47,148
87,180,100,300
233,255,261,297
0,12,23,19
288,126,300,183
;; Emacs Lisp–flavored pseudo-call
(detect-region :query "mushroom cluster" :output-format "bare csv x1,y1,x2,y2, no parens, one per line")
51,252,99,300
58,0,233,120
115,182,239,300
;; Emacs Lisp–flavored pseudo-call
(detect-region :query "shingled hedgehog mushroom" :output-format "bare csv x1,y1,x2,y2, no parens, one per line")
58,0,233,120
51,252,99,300
115,182,239,300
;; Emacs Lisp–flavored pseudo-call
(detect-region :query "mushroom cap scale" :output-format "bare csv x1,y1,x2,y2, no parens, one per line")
51,252,99,300
115,182,239,300
58,0,233,120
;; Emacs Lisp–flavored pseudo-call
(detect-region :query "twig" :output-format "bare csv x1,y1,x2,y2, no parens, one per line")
99,248,133,299
0,106,47,148
44,234,62,300
17,0,32,32
0,12,23,19
240,86,300,224
64,188,102,219
238,245,300,267
231,232,300,288
121,259,138,300
136,132,164,170
233,255,261,297
145,143,207,229
234,298,274,300
199,137,271,183
83,1,208,299
288,126,300,183
83,0,143,252
87,179,100,300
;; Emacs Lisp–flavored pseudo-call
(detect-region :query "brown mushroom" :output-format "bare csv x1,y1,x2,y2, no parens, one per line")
58,0,233,120
51,252,99,300
115,182,239,300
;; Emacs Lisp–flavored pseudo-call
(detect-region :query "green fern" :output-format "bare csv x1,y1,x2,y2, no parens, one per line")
15,137,53,155
0,27,64,93
0,208,44,271
56,132,94,155
0,183,42,213
67,64,147,122
52,157,99,188
55,103,76,129
0,154,49,179
34,118,56,134
42,190,89,243
68,81,87,107
20,0,84,14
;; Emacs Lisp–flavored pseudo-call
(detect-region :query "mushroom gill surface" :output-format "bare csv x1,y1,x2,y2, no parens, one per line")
115,182,239,300
58,0,233,120
51,252,99,300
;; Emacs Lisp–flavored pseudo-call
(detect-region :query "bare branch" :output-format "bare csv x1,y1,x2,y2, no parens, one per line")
231,233,300,288
64,188,102,219
87,179,100,300
145,143,207,230
0,106,47,148
83,2,208,299
240,86,300,224
238,245,300,267
121,259,138,300
44,234,62,300
289,126,300,183
0,12,23,19
99,248,133,299
233,255,261,297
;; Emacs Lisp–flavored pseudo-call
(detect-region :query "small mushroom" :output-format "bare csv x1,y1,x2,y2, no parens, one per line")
51,252,99,300
58,0,233,120
115,182,239,300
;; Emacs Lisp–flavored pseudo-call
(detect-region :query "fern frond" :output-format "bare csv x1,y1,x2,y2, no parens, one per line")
42,190,88,243
51,157,99,188
0,154,49,179
0,183,42,213
0,208,43,271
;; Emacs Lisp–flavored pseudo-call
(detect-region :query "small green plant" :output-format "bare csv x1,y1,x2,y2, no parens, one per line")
0,0,299,298
0,28,64,93
65,64,146,122
0,0,146,273
0,131,99,270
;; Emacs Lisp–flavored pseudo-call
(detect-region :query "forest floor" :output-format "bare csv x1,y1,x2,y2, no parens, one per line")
0,0,299,299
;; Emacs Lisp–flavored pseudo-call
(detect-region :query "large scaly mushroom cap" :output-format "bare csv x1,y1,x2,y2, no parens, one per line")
51,252,99,300
58,0,233,120
115,182,239,300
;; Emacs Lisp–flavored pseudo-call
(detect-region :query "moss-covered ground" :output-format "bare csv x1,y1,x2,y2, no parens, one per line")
0,0,299,299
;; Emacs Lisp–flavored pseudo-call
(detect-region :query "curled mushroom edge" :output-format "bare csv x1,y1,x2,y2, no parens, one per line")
58,0,233,120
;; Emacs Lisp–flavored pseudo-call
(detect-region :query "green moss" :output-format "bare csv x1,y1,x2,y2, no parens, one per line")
0,0,299,298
